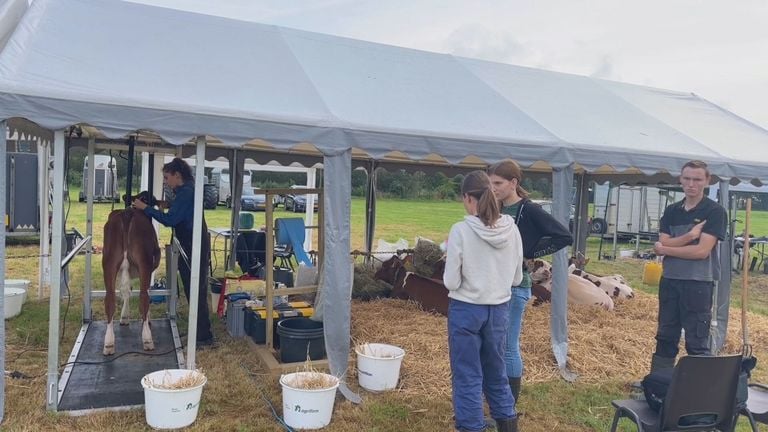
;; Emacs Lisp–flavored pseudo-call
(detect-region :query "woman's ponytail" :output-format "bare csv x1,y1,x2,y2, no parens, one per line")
476,188,501,227
461,171,501,227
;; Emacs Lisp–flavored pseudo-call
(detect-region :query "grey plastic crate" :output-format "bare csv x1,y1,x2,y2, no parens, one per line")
226,300,247,338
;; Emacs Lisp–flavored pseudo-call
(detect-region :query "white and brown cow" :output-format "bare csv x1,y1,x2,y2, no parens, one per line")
101,194,161,355
527,259,553,306
527,259,614,310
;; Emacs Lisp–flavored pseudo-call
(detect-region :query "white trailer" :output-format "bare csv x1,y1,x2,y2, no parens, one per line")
78,155,118,202
592,183,684,240
210,166,253,206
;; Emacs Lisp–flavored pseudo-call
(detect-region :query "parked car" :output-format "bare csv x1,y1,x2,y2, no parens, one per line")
240,192,275,211
284,186,319,212
532,199,578,232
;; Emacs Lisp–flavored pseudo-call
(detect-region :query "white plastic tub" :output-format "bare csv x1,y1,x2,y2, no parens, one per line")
4,279,29,304
4,287,25,319
142,369,207,430
356,343,406,392
280,372,339,430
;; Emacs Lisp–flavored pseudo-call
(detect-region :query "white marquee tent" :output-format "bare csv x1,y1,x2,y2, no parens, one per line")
2,0,768,419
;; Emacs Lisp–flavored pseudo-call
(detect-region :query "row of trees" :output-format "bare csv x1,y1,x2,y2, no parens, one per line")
59,149,768,208
354,169,550,200
65,148,553,201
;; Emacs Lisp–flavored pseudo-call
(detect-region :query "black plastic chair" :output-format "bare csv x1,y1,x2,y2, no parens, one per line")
610,354,742,432
235,231,266,275
273,243,295,270
740,383,768,432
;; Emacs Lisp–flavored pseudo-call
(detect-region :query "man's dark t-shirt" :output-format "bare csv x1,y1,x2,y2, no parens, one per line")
659,197,726,281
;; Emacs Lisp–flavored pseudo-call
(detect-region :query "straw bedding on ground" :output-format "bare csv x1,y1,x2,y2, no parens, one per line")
351,291,768,400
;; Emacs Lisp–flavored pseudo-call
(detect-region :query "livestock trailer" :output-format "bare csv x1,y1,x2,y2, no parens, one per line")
4,152,39,235
593,183,684,241
210,166,253,206
78,155,119,202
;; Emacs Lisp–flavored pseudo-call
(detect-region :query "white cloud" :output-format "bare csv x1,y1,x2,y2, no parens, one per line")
444,24,536,64
590,55,618,80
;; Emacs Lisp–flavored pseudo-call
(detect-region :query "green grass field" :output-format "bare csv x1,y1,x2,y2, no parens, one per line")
4,192,768,431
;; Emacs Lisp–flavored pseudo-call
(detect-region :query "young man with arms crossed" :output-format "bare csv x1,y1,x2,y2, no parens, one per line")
651,160,726,372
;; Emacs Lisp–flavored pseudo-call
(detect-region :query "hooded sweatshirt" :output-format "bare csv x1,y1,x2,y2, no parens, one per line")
443,214,524,305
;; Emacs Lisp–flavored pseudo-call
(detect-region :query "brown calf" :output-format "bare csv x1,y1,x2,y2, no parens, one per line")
374,255,449,316
102,198,161,355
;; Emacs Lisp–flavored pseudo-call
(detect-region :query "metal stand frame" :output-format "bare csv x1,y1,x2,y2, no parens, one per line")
47,135,184,412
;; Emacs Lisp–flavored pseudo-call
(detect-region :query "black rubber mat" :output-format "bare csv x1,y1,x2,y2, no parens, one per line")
58,319,181,412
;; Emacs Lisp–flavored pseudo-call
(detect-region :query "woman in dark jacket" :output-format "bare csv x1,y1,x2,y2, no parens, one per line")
133,158,214,346
488,159,572,405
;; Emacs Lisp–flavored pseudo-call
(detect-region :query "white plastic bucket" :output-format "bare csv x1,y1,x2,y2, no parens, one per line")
280,372,339,430
619,250,635,258
356,343,406,392
141,369,207,430
4,279,29,304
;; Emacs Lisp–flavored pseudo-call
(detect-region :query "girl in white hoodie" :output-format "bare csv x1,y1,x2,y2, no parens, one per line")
444,171,524,432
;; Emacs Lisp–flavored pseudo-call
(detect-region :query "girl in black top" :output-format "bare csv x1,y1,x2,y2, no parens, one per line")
133,158,214,345
488,159,572,405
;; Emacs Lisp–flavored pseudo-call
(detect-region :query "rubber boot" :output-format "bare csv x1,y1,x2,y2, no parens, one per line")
496,417,518,432
509,377,521,404
650,354,675,373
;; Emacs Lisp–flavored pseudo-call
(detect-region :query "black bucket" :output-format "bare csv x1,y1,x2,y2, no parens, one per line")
210,278,223,294
276,318,325,363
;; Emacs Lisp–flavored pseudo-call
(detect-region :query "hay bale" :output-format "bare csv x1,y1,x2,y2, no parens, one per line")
352,264,392,301
412,238,443,278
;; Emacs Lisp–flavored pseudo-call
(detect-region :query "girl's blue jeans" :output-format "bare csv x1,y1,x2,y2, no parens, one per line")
449,298,516,431
504,287,531,378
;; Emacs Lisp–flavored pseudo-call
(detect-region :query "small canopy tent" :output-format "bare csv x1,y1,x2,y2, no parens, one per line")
2,0,768,416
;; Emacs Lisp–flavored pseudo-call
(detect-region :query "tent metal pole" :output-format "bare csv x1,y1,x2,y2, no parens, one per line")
612,186,619,259
125,137,135,208
83,138,95,322
38,140,51,297
305,167,317,251
0,120,8,422
572,173,589,259
227,149,237,270
186,136,206,369
46,130,66,411
551,165,576,381
227,149,244,272
229,150,244,272
364,161,378,264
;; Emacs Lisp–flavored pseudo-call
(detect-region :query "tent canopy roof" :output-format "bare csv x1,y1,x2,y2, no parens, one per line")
2,0,768,182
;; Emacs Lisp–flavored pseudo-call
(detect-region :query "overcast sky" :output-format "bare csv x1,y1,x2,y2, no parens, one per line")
130,0,768,129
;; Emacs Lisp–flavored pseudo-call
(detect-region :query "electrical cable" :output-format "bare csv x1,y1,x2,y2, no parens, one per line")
6,348,47,364
110,149,117,212
60,140,72,343
239,363,295,432
7,347,182,381
59,275,71,344
59,347,180,368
